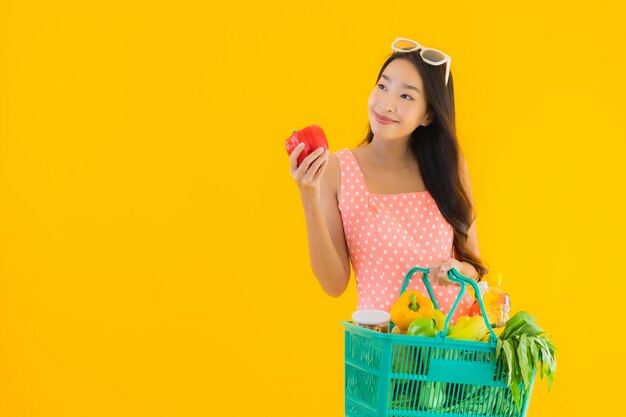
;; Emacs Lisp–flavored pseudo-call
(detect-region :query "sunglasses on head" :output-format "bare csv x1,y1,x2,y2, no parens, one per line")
391,37,451,87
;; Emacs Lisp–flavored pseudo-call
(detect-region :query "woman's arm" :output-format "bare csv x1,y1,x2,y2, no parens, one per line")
301,153,351,297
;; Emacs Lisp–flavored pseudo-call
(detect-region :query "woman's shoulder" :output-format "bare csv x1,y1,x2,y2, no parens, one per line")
324,147,359,202
328,147,353,166
321,149,343,202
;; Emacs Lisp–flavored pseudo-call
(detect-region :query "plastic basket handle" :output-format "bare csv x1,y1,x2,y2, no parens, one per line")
444,268,498,343
398,266,498,343
398,266,436,306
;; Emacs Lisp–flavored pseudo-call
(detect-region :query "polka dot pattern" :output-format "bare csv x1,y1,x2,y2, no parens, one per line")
336,148,473,323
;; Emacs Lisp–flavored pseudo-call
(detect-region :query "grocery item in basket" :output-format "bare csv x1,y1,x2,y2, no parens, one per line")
482,273,511,328
448,315,489,341
418,381,447,410
432,309,447,331
468,280,488,316
496,310,556,411
407,317,437,337
351,309,390,333
390,290,435,331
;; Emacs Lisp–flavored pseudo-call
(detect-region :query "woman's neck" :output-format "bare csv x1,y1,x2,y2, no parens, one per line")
365,137,416,171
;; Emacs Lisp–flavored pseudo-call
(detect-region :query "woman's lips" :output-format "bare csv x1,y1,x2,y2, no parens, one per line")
374,112,398,124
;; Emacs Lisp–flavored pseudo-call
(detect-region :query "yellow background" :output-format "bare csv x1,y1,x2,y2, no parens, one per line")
1,1,624,416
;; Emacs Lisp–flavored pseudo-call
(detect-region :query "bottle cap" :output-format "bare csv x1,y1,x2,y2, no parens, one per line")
487,272,503,288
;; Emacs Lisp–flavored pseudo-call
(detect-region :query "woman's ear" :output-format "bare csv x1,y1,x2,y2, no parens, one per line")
422,112,433,126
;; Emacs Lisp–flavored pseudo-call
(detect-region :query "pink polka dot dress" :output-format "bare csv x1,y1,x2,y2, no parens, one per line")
336,148,474,324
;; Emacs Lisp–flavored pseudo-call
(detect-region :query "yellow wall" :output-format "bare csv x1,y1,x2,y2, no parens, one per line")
1,1,624,416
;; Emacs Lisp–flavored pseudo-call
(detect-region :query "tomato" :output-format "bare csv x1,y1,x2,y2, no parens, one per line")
285,124,329,167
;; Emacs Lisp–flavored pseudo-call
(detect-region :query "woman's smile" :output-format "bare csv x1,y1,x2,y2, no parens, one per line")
374,112,399,125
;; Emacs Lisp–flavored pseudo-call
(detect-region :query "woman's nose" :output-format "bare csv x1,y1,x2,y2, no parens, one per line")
378,97,397,113
378,106,396,116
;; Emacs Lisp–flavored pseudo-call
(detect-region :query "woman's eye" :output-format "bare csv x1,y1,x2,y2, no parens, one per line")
377,84,413,100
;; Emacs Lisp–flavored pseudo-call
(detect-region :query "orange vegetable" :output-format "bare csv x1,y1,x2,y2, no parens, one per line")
390,290,435,331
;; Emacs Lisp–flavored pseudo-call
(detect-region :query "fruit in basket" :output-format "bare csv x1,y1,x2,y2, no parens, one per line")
407,317,437,337
480,326,505,342
285,124,329,167
432,309,446,331
448,315,489,341
390,290,435,331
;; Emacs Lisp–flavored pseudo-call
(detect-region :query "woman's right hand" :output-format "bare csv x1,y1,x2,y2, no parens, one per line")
289,143,330,199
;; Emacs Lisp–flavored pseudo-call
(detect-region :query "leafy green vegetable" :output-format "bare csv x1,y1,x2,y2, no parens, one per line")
443,383,481,408
418,381,446,410
392,345,418,374
535,336,556,391
496,311,557,411
517,334,531,388
500,311,544,339
437,386,501,415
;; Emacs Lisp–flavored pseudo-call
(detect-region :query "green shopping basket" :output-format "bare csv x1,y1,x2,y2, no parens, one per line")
341,267,535,417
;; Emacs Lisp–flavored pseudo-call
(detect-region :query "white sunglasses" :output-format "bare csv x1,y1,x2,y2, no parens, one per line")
391,37,452,87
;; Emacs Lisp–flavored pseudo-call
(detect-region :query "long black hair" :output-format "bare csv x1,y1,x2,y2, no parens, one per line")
358,51,489,280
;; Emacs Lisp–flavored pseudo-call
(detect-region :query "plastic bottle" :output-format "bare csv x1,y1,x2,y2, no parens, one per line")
476,281,489,299
468,281,489,316
481,273,511,328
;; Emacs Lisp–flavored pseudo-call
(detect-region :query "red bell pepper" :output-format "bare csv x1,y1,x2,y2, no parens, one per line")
285,124,329,167
469,300,481,317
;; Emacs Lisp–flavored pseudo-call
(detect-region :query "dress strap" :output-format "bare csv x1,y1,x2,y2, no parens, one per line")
339,148,369,196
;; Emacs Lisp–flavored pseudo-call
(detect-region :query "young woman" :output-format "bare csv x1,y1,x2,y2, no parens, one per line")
288,37,488,321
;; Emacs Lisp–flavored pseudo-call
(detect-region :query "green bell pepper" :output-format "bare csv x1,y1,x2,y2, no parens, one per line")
407,317,437,337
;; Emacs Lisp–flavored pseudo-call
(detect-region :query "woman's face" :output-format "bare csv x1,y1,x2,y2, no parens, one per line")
368,58,432,140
